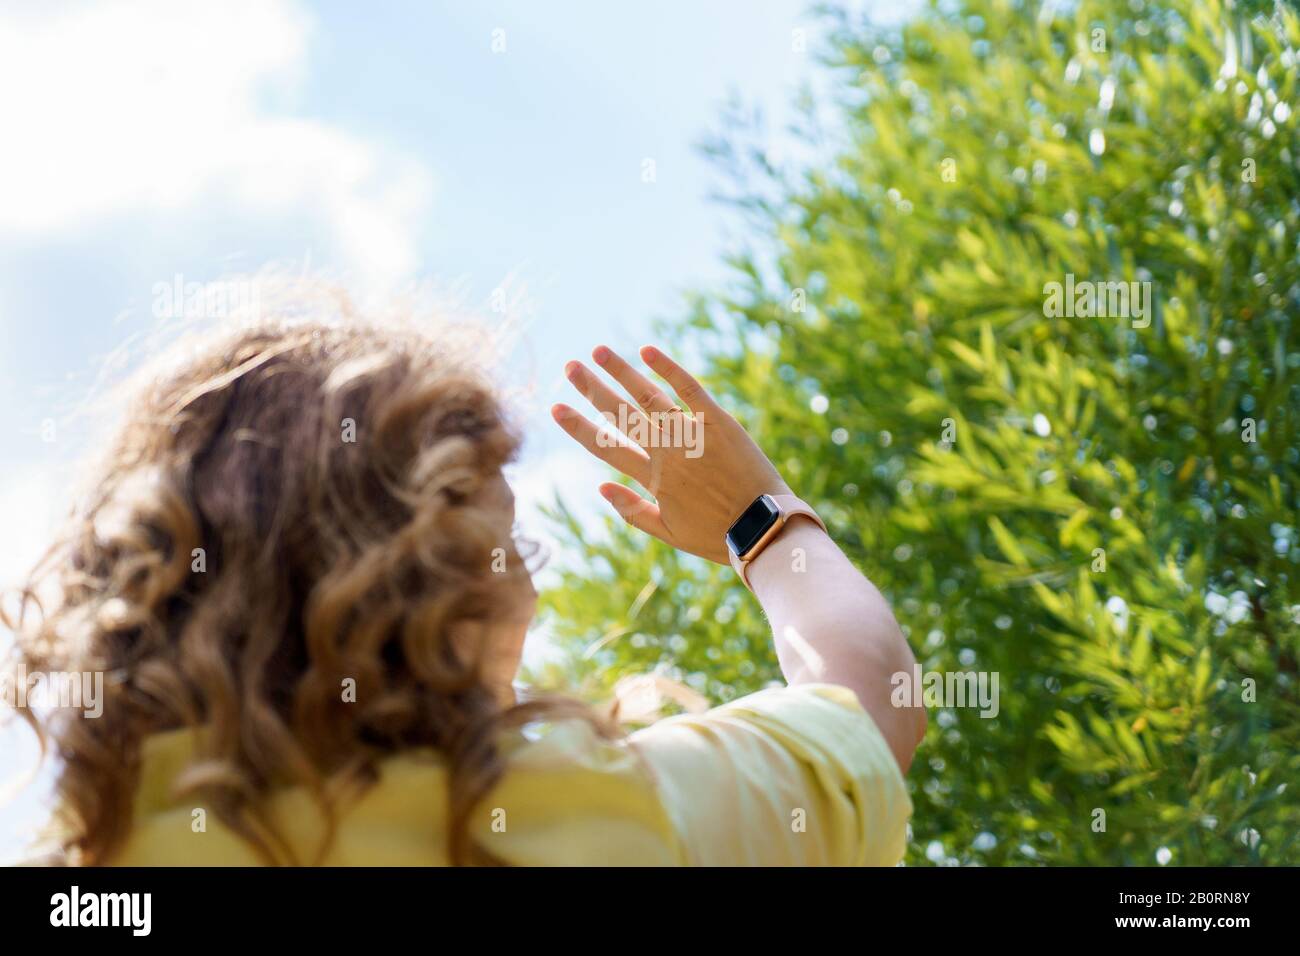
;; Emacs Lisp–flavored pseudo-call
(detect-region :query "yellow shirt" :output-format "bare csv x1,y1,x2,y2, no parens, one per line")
109,683,911,866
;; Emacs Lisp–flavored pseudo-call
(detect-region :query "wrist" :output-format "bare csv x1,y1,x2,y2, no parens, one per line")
752,509,820,552
744,515,827,591
725,493,826,589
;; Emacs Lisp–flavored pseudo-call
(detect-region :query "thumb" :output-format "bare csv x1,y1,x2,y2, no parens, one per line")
599,483,669,541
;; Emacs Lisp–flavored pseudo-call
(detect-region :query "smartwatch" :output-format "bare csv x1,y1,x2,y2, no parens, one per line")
725,493,826,588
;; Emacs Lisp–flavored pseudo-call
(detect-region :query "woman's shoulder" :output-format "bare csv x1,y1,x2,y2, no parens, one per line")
626,682,913,865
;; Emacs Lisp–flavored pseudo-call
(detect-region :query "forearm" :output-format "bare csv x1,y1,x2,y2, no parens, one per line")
746,517,925,772
553,344,926,770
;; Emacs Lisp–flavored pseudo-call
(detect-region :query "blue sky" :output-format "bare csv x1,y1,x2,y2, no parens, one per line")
0,0,919,577
0,0,913,858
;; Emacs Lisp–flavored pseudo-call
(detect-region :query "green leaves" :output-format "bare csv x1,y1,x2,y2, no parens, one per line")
540,0,1300,865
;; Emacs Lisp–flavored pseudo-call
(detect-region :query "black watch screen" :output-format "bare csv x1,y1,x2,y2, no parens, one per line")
725,494,781,559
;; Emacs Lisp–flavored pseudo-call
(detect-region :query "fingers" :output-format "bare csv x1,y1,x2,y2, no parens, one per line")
564,360,656,443
639,345,720,415
592,345,678,415
551,404,652,486
599,482,670,540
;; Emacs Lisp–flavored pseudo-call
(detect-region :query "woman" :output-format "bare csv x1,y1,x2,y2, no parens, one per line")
5,307,924,866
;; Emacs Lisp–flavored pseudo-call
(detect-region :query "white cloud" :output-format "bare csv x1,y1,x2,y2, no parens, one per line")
0,0,433,286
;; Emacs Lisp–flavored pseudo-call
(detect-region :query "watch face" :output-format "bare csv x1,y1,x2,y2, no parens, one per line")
726,494,781,558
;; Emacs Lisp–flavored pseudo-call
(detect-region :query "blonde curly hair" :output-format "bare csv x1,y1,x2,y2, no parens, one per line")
4,297,601,865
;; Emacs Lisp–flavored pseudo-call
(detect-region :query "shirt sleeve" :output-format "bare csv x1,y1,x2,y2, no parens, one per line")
627,682,912,866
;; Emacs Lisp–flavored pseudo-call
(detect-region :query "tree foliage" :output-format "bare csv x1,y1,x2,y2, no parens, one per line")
537,0,1300,865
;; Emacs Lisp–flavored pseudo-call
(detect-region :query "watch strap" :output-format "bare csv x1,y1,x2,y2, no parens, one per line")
728,494,826,589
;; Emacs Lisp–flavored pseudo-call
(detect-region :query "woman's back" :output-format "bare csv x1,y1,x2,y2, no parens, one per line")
111,685,908,866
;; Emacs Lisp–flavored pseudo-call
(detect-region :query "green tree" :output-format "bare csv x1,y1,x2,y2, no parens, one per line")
537,0,1300,865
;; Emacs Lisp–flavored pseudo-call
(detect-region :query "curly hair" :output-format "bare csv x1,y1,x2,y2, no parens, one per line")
3,299,602,865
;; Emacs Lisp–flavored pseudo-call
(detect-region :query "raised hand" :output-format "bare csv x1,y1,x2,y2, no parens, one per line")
551,345,791,565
